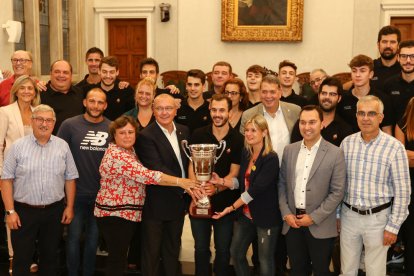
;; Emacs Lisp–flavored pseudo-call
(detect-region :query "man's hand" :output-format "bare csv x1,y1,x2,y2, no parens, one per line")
212,206,232,220
166,84,180,94
383,230,397,246
284,214,300,228
296,214,314,227
61,206,74,224
2,70,12,79
37,80,47,92
118,81,129,89
6,213,21,230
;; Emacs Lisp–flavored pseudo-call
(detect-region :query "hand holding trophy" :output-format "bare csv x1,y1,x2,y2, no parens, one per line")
181,140,226,218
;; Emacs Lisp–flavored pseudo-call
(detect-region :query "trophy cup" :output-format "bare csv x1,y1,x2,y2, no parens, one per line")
181,140,226,218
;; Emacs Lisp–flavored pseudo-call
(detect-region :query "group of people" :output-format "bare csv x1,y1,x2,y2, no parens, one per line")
0,24,412,276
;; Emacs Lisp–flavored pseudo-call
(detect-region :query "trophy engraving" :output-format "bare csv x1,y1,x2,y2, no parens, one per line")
181,140,226,218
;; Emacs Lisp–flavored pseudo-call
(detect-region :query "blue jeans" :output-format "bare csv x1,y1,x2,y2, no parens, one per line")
66,195,99,276
231,215,280,276
190,213,235,276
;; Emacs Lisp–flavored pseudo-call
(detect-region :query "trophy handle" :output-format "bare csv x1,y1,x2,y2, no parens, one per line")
214,140,227,163
181,140,193,162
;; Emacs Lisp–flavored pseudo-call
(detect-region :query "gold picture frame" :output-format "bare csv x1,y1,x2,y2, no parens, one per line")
221,0,304,42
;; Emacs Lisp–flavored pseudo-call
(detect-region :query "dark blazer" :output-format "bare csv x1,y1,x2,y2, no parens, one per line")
278,138,346,239
136,121,190,221
237,148,282,228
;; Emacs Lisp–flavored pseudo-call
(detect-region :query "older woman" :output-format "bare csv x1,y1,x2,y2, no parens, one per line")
0,74,40,273
213,114,282,276
223,78,250,130
94,115,197,276
395,97,414,275
124,77,156,131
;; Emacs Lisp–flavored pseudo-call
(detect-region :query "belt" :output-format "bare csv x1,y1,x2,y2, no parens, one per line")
15,199,63,209
343,201,391,215
296,208,306,216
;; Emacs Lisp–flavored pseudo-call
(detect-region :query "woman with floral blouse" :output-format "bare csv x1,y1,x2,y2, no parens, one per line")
94,115,197,276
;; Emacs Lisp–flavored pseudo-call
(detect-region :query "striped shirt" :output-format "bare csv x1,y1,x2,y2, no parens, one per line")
1,134,79,205
340,131,411,234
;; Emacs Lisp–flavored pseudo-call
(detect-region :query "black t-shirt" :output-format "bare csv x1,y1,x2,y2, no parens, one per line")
291,114,353,147
189,125,244,212
40,83,85,135
281,91,308,108
384,75,414,125
397,119,414,206
337,88,393,133
372,58,401,92
176,100,211,134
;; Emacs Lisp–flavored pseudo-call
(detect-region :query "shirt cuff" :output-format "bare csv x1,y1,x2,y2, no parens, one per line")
231,178,239,190
241,191,253,204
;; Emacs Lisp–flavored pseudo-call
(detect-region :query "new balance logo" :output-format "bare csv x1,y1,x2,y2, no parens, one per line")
81,131,108,146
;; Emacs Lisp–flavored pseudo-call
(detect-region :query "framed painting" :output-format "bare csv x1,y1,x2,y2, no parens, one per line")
221,0,304,41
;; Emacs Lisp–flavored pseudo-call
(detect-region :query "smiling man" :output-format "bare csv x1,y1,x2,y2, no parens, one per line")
40,60,84,134
278,60,308,108
0,50,33,107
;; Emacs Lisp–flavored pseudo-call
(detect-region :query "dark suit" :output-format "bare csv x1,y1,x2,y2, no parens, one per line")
136,121,189,276
278,138,346,275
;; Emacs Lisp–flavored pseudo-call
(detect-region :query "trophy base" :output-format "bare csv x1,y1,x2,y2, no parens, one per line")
189,201,213,218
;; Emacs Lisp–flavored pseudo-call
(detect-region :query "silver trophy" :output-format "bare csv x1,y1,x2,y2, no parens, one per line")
181,140,226,218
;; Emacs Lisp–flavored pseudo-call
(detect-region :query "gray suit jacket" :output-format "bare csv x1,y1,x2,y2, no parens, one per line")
278,138,346,239
239,102,300,135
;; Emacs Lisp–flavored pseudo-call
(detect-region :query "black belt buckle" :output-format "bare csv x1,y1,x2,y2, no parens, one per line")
296,208,306,217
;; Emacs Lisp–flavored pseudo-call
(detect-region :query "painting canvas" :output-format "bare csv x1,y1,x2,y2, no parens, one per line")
222,0,304,41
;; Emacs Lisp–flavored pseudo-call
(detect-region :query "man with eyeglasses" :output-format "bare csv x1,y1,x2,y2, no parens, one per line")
291,77,352,147
0,50,33,107
278,60,308,108
384,40,414,125
306,68,328,104
339,95,410,276
136,93,190,276
175,69,211,133
1,104,78,275
337,54,393,134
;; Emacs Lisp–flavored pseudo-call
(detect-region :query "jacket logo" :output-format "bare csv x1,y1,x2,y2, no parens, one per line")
81,131,109,146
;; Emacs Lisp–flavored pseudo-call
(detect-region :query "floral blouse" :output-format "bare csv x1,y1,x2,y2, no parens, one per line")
94,143,162,222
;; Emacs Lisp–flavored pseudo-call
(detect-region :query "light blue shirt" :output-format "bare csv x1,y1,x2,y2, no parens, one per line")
1,134,79,205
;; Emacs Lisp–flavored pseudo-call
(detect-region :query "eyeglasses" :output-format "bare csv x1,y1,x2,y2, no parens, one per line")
399,54,414,60
320,91,338,97
33,117,55,124
356,111,379,118
310,77,323,85
154,106,175,113
224,91,240,96
11,58,32,64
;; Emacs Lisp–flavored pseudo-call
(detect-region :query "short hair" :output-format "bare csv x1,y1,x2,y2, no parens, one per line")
153,93,177,108
99,56,119,70
300,105,323,122
223,78,249,111
357,95,384,114
85,87,107,101
348,55,374,71
11,50,32,61
399,40,414,53
32,104,56,120
212,61,232,75
243,114,273,158
85,47,104,60
246,65,266,77
310,68,328,77
318,77,343,96
50,60,73,74
377,25,401,43
10,75,40,106
108,115,138,143
278,60,297,72
135,77,156,99
261,74,280,87
187,69,206,85
211,94,232,111
140,57,159,74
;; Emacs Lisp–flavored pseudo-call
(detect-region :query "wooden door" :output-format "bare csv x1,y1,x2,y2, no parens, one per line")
391,17,414,40
108,19,147,88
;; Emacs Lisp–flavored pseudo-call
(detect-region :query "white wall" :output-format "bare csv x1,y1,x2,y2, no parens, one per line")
0,1,14,72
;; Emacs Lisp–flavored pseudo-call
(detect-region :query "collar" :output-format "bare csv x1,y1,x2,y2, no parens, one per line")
263,103,282,117
156,121,177,135
300,136,322,151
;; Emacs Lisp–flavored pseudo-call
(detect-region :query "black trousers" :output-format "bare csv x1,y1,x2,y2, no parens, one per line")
141,216,185,276
11,201,64,276
286,227,335,276
96,216,136,276
402,204,414,275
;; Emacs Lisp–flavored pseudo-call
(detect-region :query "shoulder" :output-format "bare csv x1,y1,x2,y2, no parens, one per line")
280,101,301,113
243,103,262,116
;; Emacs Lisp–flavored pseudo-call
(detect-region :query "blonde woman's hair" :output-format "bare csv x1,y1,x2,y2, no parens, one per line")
243,114,273,158
10,75,40,106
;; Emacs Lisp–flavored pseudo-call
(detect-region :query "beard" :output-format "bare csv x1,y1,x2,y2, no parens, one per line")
380,49,397,61
402,66,414,74
213,116,229,128
86,108,104,118
319,100,337,113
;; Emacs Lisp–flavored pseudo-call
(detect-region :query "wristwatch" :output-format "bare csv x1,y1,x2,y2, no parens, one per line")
6,210,15,215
